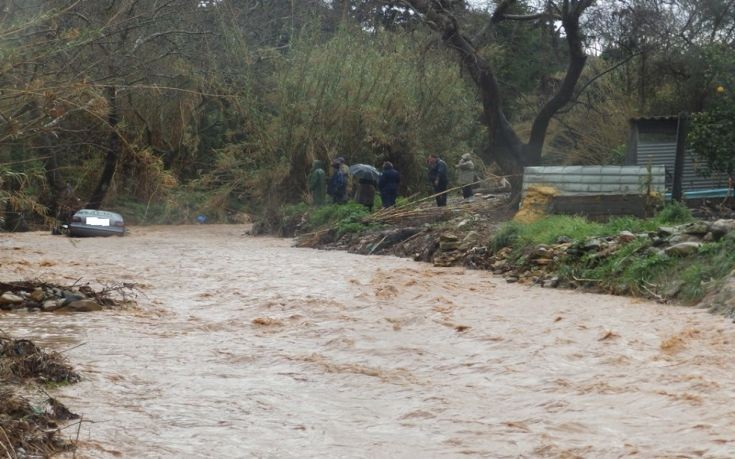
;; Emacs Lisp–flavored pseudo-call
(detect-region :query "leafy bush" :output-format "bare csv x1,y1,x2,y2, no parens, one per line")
576,238,670,295
490,221,522,251
492,216,604,252
307,203,368,229
677,239,735,303
654,201,693,225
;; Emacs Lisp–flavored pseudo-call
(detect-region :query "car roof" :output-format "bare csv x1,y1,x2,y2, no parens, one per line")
73,209,124,219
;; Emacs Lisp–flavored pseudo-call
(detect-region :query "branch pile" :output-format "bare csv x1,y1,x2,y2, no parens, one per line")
364,205,453,226
0,330,81,457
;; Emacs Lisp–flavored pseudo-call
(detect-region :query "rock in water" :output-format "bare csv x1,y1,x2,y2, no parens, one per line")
63,299,102,312
0,292,24,305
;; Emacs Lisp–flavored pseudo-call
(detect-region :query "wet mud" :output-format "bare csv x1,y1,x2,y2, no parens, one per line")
2,225,735,457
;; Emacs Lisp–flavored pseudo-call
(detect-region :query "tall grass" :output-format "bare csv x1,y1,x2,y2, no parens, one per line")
200,27,484,217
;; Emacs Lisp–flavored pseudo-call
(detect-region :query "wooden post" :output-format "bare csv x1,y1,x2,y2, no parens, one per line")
672,112,688,202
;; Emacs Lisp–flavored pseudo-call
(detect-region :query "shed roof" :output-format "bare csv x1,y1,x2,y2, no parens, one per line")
630,115,679,122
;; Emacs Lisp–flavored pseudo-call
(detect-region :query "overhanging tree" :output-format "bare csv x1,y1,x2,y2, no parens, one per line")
399,0,595,190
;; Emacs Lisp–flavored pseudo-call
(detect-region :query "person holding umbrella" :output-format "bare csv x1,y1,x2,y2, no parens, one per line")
378,161,400,208
349,163,381,211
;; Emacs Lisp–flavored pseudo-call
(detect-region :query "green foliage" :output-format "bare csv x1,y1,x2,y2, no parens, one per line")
533,59,638,166
0,166,48,230
493,207,733,303
490,221,522,251
577,238,669,295
654,201,693,225
689,100,735,176
677,239,735,303
493,203,693,253
200,27,484,215
502,216,605,248
687,44,735,176
256,201,374,237
282,202,310,220
306,202,372,235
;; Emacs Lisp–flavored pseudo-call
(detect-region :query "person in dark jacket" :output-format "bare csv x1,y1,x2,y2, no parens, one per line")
378,161,400,208
356,177,377,211
327,161,348,204
427,154,449,207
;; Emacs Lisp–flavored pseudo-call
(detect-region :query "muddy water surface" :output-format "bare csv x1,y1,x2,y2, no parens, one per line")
2,225,735,458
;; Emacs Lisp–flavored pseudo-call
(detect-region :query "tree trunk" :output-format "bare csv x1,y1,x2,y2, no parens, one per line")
405,0,592,199
86,86,120,209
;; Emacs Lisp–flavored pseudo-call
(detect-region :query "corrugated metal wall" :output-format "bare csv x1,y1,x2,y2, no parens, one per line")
522,165,666,195
636,142,728,191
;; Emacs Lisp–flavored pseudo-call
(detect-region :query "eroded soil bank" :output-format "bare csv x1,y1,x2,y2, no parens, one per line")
2,225,735,457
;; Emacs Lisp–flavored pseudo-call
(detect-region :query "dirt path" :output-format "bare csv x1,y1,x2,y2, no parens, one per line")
2,225,734,458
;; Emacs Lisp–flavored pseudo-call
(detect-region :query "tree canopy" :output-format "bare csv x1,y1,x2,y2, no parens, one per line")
1,0,734,228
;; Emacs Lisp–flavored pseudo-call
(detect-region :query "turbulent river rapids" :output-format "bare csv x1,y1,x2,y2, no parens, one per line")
2,225,735,458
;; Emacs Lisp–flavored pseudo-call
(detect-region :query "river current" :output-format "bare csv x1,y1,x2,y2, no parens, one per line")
1,225,734,458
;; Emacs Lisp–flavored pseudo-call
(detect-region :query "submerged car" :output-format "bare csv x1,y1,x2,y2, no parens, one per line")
68,209,125,237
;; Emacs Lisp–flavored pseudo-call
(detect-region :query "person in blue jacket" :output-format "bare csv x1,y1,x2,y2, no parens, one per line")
327,160,348,204
427,154,449,207
378,161,400,208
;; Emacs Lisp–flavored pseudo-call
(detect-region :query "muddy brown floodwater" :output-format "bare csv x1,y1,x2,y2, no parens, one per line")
2,225,735,458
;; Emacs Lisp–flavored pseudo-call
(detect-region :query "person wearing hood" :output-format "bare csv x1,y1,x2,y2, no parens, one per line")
336,156,353,197
456,153,476,201
378,161,400,208
327,160,348,204
307,160,327,206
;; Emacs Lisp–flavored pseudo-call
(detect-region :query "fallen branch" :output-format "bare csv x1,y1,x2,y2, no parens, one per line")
642,283,665,302
368,235,389,255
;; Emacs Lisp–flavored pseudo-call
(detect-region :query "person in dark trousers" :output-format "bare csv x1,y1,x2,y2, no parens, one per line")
427,154,449,207
327,160,348,204
356,177,377,211
456,153,476,201
378,161,400,208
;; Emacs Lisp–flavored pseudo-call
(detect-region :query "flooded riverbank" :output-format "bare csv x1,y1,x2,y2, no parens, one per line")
2,225,735,457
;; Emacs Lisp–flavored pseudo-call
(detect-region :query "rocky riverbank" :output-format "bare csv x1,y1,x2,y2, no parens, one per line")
0,281,137,313
295,200,735,317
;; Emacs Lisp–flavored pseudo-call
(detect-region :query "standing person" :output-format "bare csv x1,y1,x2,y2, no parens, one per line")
355,177,377,211
327,160,348,204
427,154,449,207
336,156,352,197
456,153,476,202
307,160,327,206
378,161,400,208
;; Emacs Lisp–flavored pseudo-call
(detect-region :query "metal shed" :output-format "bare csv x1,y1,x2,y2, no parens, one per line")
523,165,666,195
521,165,666,219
